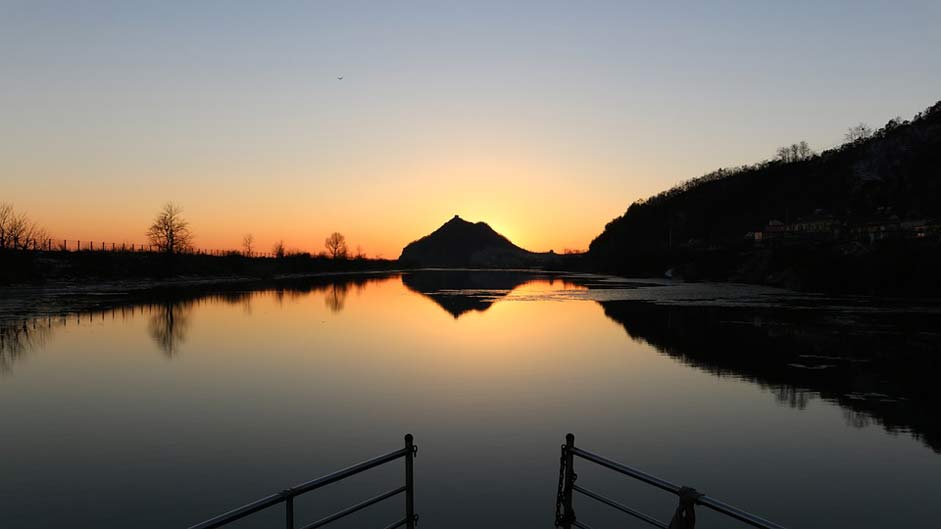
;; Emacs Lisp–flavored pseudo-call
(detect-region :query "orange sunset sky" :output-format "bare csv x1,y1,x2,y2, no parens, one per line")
4,3,939,257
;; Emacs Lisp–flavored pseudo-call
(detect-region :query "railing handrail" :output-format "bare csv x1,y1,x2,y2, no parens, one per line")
559,434,789,529
291,447,409,497
298,485,406,529
570,447,676,494
572,484,667,529
189,435,416,529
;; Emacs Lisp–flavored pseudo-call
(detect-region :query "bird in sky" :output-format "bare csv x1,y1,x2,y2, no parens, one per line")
337,76,343,80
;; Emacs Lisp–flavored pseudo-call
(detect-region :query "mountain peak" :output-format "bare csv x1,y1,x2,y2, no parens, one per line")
399,216,531,267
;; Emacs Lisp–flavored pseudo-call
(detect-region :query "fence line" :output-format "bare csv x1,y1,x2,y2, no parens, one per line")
6,238,277,258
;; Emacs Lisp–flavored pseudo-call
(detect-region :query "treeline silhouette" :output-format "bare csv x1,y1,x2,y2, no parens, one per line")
588,99,941,295
0,201,390,285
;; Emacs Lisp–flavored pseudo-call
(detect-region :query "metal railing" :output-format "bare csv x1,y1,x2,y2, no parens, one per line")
555,433,788,529
189,434,418,529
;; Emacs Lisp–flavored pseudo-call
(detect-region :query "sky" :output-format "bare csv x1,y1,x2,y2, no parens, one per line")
2,1,941,257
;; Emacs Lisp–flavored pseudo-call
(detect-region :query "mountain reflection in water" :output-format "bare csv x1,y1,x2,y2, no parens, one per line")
2,270,939,455
401,270,584,317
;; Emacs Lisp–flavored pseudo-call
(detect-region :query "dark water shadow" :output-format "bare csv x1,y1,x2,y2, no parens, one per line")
597,299,941,452
400,269,577,317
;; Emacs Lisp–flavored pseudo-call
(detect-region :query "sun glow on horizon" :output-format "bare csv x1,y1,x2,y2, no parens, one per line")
4,152,619,257
4,2,940,257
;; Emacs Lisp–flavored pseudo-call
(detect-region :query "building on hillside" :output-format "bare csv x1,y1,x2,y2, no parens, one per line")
747,212,938,246
900,219,931,239
852,215,901,243
786,211,842,240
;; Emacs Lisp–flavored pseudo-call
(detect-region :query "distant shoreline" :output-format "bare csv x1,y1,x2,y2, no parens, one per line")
5,242,940,307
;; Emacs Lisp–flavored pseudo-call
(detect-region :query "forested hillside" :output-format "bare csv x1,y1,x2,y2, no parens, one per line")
588,100,941,294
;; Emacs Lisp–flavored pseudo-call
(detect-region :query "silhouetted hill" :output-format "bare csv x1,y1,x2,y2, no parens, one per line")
588,100,941,294
399,215,559,268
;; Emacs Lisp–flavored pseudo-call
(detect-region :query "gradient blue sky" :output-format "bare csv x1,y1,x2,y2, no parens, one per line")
3,1,940,255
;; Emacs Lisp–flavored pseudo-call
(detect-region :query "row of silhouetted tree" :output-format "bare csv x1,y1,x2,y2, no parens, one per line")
145,202,362,259
0,201,364,260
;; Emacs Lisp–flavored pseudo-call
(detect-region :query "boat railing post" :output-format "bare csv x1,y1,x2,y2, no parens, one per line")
285,494,294,529
405,434,416,529
562,433,576,529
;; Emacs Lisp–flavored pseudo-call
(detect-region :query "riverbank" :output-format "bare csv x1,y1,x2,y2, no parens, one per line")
586,238,941,297
0,249,398,286
6,239,941,304
0,269,406,324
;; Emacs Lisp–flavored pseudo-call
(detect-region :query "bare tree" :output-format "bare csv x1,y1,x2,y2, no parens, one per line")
0,203,11,249
242,233,254,256
776,141,815,163
844,123,873,143
0,202,50,250
324,232,348,259
797,140,813,159
147,203,193,254
272,239,286,259
22,222,49,250
5,211,29,249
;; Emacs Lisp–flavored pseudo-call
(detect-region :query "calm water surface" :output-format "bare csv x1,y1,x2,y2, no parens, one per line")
1,271,939,529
